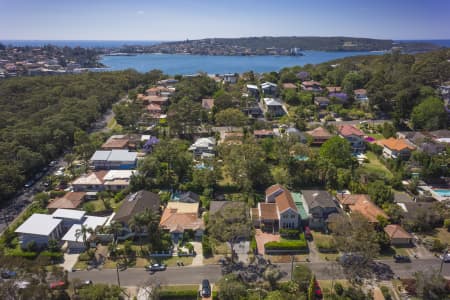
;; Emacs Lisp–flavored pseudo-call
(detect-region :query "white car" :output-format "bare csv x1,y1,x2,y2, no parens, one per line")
440,253,450,263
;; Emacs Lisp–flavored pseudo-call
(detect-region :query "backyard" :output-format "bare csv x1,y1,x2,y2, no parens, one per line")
361,151,393,180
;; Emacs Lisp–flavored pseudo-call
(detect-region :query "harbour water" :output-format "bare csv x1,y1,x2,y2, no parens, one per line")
99,51,384,75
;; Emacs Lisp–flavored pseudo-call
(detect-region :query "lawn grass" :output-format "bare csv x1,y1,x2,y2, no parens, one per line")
160,285,199,292
266,254,309,263
362,151,393,180
434,227,450,245
157,256,193,267
318,280,349,298
107,117,122,131
73,260,88,270
203,254,225,265
213,242,231,255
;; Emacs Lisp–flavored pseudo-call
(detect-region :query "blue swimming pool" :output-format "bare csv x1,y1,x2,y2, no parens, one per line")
434,189,450,197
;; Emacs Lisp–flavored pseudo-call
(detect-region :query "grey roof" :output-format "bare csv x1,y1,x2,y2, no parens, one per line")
107,150,137,162
209,201,246,215
15,214,62,236
179,191,200,203
91,150,110,161
52,208,86,221
113,190,160,224
90,150,137,162
302,190,339,210
398,202,434,221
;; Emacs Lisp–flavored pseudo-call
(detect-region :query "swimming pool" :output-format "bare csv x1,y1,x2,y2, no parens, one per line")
433,189,450,197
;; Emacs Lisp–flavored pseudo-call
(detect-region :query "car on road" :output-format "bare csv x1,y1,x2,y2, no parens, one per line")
74,280,93,288
394,255,411,263
440,253,450,263
49,160,58,167
146,263,167,272
200,279,211,298
1,270,17,279
54,167,65,176
24,180,35,188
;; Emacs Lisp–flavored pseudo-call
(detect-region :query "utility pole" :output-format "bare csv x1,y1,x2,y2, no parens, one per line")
439,249,448,276
116,263,121,287
290,255,294,281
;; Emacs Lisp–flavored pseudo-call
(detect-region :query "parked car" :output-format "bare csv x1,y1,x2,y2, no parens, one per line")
200,279,211,298
146,263,167,272
1,270,17,279
304,226,312,240
49,280,66,289
394,255,411,263
440,253,450,263
75,280,93,288
49,160,58,167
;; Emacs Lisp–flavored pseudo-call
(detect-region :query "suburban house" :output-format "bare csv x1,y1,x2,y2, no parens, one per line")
282,83,297,91
429,129,450,144
337,125,366,153
71,170,135,192
71,171,107,192
246,84,259,98
261,82,278,95
223,73,238,84
47,192,86,211
102,170,136,191
254,129,274,139
90,150,137,170
354,89,369,101
250,184,299,233
52,209,87,230
296,71,310,81
101,135,130,150
146,103,162,117
159,202,204,242
337,194,388,223
15,214,64,249
378,138,416,159
62,215,110,253
209,201,246,215
177,191,200,203
384,224,413,246
263,98,286,117
202,98,215,110
188,137,216,158
396,131,445,155
396,201,434,226
328,92,349,104
306,127,332,145
301,81,322,92
326,86,341,93
302,190,340,231
112,190,161,233
314,96,330,109
221,132,244,145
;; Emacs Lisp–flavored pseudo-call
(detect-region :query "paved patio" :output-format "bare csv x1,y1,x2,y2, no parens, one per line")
255,229,280,255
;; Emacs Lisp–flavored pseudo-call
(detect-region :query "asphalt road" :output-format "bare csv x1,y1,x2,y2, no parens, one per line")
69,258,450,286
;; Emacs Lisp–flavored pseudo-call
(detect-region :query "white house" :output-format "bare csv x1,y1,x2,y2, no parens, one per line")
90,150,137,170
61,215,110,253
188,137,216,158
15,214,64,249
378,138,416,159
263,98,286,117
261,82,278,95
52,209,86,230
102,170,136,191
223,73,238,84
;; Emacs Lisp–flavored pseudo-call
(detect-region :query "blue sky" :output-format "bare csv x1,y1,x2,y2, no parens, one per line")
0,0,449,40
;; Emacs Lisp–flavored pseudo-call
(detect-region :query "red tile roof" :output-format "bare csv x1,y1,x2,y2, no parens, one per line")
338,125,364,137
259,203,278,220
306,127,332,138
326,86,342,93
378,138,416,151
47,192,85,209
338,194,387,223
384,224,413,239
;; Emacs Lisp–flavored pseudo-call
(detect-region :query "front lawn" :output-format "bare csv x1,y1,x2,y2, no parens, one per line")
312,232,337,253
361,151,393,180
157,256,193,267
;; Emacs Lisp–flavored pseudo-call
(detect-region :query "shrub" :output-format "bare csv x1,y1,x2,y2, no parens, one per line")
264,240,308,251
159,289,198,299
431,239,447,252
279,228,300,239
380,286,392,300
334,282,344,296
444,219,450,232
185,242,194,253
202,236,213,257
250,236,257,253
5,248,38,259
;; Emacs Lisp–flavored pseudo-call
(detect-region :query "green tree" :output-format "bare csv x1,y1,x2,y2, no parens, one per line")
319,136,353,168
411,97,447,130
75,225,95,250
217,274,247,300
292,264,312,292
368,180,393,206
414,270,448,300
215,108,248,127
167,98,203,136
208,204,252,263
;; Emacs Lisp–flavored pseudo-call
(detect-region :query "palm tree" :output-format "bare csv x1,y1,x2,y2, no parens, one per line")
75,225,94,250
142,209,161,245
129,213,147,253
107,221,123,244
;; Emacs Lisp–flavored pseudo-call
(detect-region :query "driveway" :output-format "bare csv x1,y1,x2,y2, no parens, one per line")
190,242,204,266
255,229,280,255
60,253,80,271
232,241,250,263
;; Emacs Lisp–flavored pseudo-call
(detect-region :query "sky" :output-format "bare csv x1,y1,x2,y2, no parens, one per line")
0,0,449,41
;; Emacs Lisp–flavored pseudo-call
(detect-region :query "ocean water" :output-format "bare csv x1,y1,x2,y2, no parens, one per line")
99,51,385,75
